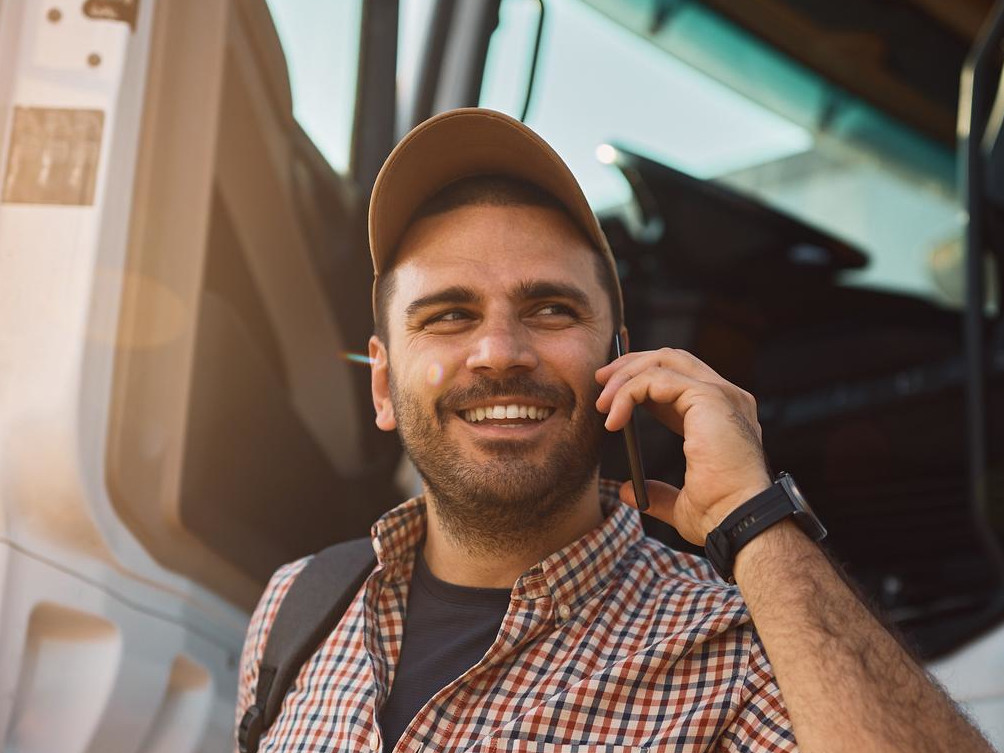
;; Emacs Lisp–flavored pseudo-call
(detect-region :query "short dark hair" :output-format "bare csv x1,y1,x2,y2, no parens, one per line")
373,175,621,344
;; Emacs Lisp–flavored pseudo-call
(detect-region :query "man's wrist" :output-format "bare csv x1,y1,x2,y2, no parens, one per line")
731,518,807,584
699,479,772,541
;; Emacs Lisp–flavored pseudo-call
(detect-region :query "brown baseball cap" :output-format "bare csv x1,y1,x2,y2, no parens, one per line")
368,107,623,319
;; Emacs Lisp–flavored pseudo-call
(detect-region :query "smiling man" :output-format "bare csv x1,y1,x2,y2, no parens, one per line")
376,186,612,581
236,109,993,753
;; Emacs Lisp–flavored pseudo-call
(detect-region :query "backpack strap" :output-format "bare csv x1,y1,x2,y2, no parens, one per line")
238,537,377,753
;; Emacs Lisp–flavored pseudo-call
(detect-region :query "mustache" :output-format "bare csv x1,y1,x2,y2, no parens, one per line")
436,375,577,416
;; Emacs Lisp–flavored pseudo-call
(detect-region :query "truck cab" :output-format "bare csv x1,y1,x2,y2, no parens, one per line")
0,0,1001,750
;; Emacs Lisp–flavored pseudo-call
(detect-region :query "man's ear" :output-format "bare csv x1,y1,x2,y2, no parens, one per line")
369,335,397,431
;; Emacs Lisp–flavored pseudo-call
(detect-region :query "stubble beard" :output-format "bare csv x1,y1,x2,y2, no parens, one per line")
390,370,606,556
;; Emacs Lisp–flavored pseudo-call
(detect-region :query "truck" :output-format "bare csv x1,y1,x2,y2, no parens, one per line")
0,0,1001,750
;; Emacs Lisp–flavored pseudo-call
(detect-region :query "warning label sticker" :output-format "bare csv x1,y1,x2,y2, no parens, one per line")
2,107,104,206
83,0,139,29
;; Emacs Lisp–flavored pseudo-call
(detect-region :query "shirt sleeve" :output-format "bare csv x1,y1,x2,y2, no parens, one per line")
233,556,312,753
714,631,799,753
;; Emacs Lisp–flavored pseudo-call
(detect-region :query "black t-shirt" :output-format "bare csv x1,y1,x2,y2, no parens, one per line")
379,550,511,753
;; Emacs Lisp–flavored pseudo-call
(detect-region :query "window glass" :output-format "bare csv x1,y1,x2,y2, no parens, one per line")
481,0,812,210
397,0,438,138
480,0,542,120
480,0,964,306
264,0,364,173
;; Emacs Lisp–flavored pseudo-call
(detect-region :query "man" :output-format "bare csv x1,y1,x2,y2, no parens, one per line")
236,108,993,752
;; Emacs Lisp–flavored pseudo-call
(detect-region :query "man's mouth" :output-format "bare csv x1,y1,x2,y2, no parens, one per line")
459,403,555,423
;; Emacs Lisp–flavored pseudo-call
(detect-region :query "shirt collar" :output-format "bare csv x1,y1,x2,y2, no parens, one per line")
369,479,644,605
531,479,644,606
369,494,427,568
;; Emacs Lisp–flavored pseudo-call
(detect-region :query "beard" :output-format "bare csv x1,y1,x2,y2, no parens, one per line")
390,369,606,555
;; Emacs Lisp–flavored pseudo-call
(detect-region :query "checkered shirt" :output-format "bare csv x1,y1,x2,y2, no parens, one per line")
235,480,798,752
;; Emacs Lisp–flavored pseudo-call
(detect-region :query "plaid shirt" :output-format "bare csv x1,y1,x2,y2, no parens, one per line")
236,481,798,752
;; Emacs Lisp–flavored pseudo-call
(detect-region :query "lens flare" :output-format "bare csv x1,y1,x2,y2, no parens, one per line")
426,362,444,386
341,352,374,365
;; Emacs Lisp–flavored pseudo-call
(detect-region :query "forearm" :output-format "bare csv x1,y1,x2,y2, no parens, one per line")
733,520,992,753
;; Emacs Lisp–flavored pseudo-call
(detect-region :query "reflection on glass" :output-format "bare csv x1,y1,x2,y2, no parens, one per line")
481,0,964,304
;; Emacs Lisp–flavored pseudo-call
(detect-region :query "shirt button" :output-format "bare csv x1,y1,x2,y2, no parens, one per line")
557,603,571,621
370,730,380,750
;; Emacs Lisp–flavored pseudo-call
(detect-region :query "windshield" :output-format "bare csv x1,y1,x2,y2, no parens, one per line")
481,0,965,307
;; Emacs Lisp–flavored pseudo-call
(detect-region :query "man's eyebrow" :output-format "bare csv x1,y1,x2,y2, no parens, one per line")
512,280,593,310
404,280,593,321
404,285,482,320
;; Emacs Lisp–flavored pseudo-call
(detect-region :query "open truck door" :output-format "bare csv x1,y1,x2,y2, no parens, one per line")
0,0,403,749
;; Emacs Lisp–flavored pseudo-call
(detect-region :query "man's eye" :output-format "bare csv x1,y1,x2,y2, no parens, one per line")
533,303,577,318
426,310,473,326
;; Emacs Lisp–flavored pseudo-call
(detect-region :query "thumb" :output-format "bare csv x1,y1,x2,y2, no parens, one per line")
619,479,681,524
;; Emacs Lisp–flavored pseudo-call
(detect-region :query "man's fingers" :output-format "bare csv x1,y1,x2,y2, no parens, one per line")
620,479,681,524
596,349,727,414
603,369,702,432
597,348,724,388
595,353,648,410
596,351,647,383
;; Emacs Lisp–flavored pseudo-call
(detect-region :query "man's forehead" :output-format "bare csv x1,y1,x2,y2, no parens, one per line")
395,243,597,280
391,243,605,306
393,203,596,273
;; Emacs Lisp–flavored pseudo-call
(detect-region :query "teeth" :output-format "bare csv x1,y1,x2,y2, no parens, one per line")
462,405,553,423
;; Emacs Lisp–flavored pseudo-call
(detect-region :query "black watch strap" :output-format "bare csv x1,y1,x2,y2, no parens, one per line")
705,483,795,583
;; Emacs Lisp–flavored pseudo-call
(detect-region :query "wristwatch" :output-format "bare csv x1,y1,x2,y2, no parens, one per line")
705,472,827,583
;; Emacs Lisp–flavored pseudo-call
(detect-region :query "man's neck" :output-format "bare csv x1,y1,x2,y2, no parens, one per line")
421,481,605,589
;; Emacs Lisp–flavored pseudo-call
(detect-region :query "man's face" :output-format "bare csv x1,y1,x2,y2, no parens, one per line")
369,203,615,551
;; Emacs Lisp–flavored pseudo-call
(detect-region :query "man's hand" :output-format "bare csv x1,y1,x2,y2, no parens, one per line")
597,346,995,753
595,347,770,544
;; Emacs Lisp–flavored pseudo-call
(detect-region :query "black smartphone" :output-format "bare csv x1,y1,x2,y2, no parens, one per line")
612,333,649,512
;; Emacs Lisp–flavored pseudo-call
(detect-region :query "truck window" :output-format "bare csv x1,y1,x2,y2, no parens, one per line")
481,0,971,310
264,0,364,173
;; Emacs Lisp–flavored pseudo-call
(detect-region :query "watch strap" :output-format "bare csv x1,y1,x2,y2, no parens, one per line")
706,483,795,582
721,485,794,553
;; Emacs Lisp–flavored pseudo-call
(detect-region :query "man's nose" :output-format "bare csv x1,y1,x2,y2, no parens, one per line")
466,319,539,373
